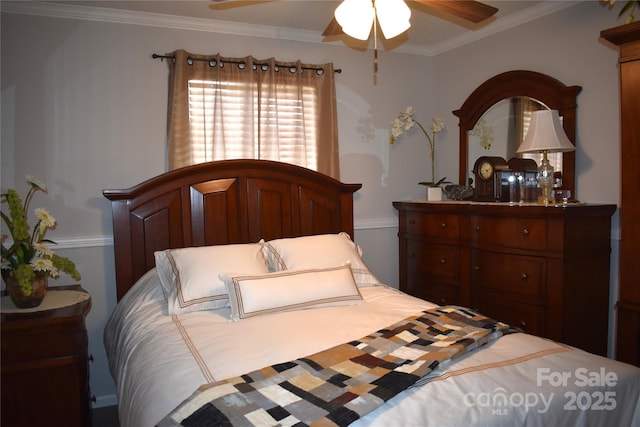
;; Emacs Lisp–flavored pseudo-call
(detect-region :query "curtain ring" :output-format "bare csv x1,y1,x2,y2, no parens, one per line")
261,64,269,71
238,61,246,70
186,56,194,66
209,59,217,67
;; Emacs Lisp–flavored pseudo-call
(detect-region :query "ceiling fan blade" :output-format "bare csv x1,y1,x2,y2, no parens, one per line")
413,0,498,23
322,17,343,37
209,0,276,11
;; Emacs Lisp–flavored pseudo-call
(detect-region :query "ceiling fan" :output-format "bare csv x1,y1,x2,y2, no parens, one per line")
324,0,497,39
210,0,498,40
209,0,498,83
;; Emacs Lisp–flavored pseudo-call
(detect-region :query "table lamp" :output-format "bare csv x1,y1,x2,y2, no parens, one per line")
517,110,575,204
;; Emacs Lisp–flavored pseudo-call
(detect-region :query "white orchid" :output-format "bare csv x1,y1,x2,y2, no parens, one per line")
469,118,494,150
430,117,445,134
389,107,450,187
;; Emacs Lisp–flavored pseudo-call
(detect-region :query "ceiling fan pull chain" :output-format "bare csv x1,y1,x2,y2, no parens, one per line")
373,0,378,85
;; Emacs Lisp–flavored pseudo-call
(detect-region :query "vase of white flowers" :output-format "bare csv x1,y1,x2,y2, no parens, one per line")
1,176,81,308
390,107,450,200
3,273,48,308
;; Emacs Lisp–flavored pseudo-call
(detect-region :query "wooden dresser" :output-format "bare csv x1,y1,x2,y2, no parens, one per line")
394,201,616,356
1,286,92,427
601,21,640,367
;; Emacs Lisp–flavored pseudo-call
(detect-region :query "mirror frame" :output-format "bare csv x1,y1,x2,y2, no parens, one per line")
453,70,582,197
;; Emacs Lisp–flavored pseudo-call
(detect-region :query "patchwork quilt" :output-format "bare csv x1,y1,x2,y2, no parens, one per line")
157,306,517,427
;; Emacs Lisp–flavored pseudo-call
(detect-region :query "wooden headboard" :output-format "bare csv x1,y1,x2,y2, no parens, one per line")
103,160,362,301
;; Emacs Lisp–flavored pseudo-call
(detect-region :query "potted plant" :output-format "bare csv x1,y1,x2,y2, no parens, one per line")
390,107,451,200
606,0,639,23
1,176,81,308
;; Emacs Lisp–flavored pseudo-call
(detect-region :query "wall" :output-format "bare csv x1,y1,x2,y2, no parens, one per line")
1,1,624,406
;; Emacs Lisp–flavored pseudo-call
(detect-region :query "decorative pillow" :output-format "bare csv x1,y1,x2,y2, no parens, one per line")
155,243,269,315
261,232,380,287
220,264,363,321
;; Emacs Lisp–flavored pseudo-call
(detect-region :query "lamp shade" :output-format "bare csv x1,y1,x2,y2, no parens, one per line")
517,110,575,154
335,0,375,40
335,0,411,40
376,0,411,39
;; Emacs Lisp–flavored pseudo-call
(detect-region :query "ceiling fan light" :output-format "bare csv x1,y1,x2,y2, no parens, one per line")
376,0,411,39
335,0,375,40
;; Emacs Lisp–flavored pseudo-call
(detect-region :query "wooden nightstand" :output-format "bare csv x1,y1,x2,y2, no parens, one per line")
1,285,92,427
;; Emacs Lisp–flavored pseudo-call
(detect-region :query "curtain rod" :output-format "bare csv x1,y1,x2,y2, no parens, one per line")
152,54,341,73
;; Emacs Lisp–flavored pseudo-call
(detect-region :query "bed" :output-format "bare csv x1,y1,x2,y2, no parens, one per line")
103,159,640,427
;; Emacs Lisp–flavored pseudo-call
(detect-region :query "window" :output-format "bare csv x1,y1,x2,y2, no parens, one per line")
187,79,318,167
165,51,340,178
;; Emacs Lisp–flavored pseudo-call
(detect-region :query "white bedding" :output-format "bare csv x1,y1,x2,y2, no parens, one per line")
104,269,640,427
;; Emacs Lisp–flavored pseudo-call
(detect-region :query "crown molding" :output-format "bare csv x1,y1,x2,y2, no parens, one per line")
0,1,322,41
427,1,583,55
1,1,582,57
2,1,356,48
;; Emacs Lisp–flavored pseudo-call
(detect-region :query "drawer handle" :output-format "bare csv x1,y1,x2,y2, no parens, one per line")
440,259,446,264
520,273,528,280
440,298,447,305
520,321,527,329
474,265,480,271
440,222,446,228
522,228,529,236
475,225,481,232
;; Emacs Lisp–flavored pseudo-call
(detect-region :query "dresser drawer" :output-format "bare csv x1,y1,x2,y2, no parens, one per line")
1,323,84,363
404,212,460,240
407,241,458,280
405,278,460,306
476,296,545,336
471,216,547,250
472,251,545,298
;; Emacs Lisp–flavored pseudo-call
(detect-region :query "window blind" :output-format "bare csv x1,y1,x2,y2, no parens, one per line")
187,79,319,168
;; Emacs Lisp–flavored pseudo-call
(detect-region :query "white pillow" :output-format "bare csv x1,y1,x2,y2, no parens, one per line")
155,243,269,315
220,264,363,321
262,232,380,287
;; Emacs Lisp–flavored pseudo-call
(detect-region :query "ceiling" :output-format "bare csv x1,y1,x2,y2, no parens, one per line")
32,1,580,55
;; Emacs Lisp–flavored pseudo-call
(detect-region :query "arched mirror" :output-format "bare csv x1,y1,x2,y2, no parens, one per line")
453,70,582,197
